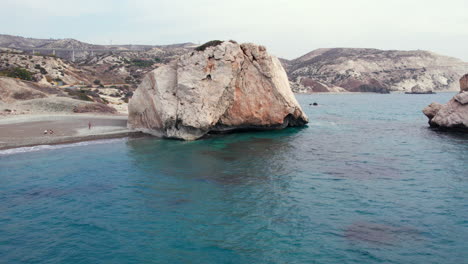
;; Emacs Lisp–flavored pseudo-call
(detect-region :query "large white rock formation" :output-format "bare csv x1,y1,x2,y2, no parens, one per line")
128,41,308,140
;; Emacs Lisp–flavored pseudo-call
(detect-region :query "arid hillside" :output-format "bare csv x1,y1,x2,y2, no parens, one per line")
0,76,120,115
283,48,468,93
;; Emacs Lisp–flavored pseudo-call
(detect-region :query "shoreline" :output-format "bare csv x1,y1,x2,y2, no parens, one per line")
294,90,458,95
0,114,142,151
0,132,143,152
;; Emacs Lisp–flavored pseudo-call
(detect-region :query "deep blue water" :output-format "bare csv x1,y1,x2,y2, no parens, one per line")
1,93,467,264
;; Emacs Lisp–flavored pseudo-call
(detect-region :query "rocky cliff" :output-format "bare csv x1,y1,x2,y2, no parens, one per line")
128,41,308,140
423,74,468,131
285,48,468,93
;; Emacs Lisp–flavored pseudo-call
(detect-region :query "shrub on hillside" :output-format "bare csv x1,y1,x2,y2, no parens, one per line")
65,88,93,101
131,59,153,67
12,90,46,100
195,40,223,51
34,64,48,74
73,103,117,114
6,67,33,81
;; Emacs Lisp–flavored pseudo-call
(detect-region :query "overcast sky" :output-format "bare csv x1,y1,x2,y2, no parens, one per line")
2,0,467,60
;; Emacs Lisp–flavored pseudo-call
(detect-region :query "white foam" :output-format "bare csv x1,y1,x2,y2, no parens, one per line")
0,138,127,156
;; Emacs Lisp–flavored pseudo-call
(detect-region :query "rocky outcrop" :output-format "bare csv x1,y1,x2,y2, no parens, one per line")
405,85,434,94
128,41,308,140
285,48,468,93
461,74,468,92
423,75,468,131
422,103,443,120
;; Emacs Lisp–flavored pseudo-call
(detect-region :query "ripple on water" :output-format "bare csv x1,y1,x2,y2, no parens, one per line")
0,93,466,264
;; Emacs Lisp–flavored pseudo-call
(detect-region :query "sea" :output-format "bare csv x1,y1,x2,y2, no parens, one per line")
0,93,467,264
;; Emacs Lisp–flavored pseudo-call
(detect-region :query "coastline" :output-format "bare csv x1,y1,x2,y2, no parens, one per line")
293,90,458,95
0,114,141,151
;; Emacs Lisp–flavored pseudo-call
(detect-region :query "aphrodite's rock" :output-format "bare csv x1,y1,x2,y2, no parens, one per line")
128,41,308,140
423,74,468,131
461,74,468,92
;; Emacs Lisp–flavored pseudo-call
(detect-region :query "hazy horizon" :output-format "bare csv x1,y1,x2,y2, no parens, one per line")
2,0,468,61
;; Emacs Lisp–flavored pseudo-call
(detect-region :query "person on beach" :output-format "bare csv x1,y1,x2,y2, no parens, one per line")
88,121,92,130
49,129,54,135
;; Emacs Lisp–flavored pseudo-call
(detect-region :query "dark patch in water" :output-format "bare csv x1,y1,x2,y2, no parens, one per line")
23,184,114,199
200,150,238,162
224,137,275,150
25,188,68,198
215,173,254,185
168,198,191,206
344,221,421,245
127,135,294,186
220,156,237,161
324,160,402,180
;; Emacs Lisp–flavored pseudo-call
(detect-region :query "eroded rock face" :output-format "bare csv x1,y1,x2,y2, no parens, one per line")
128,41,308,140
426,93,468,129
422,102,443,120
461,74,468,92
423,74,468,131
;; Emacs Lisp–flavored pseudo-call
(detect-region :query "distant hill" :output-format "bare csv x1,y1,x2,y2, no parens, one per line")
0,34,55,49
39,38,102,50
0,34,195,50
283,48,468,93
0,34,196,62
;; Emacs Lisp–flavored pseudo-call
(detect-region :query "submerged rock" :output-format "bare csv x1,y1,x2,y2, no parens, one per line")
423,75,468,131
128,41,308,140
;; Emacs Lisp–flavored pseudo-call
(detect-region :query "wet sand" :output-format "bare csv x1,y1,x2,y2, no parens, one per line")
0,114,140,150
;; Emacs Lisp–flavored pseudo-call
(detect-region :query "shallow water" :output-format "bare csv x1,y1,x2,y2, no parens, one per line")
1,93,467,263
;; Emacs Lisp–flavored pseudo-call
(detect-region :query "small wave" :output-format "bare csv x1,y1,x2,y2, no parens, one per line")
0,138,127,156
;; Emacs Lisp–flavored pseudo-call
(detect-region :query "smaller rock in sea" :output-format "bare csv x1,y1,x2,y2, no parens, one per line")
422,74,468,131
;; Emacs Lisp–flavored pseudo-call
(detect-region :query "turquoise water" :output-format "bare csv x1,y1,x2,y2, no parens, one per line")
1,93,467,263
